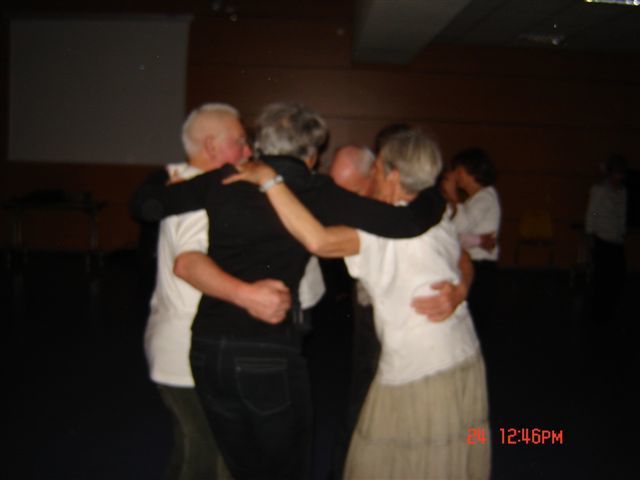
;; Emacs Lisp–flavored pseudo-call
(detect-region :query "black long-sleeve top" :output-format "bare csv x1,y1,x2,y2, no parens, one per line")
130,155,446,345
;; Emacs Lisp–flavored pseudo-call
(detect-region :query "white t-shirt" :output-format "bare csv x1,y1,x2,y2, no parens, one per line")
145,162,325,386
298,255,325,309
344,208,480,386
145,163,209,387
453,186,501,261
585,182,627,244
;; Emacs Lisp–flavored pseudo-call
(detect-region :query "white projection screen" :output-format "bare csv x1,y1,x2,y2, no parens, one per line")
9,16,191,165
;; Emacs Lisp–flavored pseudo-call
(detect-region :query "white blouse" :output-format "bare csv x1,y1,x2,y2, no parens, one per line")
452,186,501,261
344,209,480,385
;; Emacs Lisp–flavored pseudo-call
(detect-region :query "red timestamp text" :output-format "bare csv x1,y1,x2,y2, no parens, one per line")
466,427,564,445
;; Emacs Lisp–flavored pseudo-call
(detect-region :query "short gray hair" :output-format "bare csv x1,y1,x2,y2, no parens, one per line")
380,129,442,194
254,102,328,160
181,103,240,157
356,147,376,176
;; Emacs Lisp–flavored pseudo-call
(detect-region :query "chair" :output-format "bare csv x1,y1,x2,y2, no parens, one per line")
514,208,556,266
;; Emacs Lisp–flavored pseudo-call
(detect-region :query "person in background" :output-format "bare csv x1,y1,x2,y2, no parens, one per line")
328,145,376,197
585,154,628,323
322,145,377,479
373,122,410,156
440,166,497,254
449,148,501,346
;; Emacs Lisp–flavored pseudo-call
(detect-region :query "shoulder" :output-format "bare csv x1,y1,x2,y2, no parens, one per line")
307,172,336,190
588,183,608,201
479,186,499,201
468,187,499,208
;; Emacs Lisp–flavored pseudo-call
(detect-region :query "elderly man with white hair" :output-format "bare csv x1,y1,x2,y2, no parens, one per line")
136,103,298,480
227,128,491,480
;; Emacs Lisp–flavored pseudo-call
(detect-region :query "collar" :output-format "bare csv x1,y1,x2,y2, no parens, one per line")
261,155,312,188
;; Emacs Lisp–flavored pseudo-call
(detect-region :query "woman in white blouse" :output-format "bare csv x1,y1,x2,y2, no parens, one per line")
225,130,491,480
450,148,501,345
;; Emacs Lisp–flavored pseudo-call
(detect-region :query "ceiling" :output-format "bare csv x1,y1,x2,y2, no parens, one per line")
432,0,640,53
5,0,640,63
354,0,640,62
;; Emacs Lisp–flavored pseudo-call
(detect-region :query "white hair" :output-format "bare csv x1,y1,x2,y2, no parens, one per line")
181,103,240,157
254,102,328,160
380,129,442,194
355,147,375,176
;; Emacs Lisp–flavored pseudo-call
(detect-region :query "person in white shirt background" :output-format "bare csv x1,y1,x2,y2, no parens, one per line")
224,128,490,480
585,154,628,324
446,148,501,347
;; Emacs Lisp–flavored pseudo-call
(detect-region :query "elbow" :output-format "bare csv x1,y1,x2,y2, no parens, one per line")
305,235,333,257
307,240,342,259
306,240,324,257
173,253,191,280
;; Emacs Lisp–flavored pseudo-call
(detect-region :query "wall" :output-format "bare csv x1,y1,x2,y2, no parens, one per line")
2,15,639,268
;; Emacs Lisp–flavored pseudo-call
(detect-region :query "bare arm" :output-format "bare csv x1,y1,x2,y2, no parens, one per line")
460,232,497,252
265,186,359,257
411,250,474,322
173,251,291,324
224,163,360,258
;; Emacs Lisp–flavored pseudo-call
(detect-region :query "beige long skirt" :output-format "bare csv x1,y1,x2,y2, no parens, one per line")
343,353,491,480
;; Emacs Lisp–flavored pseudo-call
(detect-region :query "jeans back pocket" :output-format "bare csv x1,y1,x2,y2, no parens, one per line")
234,357,291,415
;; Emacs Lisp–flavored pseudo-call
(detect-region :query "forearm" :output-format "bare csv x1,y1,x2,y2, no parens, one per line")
323,183,447,238
174,251,292,324
458,250,474,298
265,183,359,257
129,168,169,222
460,233,481,249
131,170,214,222
410,251,473,322
173,251,248,307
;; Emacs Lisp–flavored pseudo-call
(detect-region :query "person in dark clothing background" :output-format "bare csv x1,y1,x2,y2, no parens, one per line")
585,154,628,326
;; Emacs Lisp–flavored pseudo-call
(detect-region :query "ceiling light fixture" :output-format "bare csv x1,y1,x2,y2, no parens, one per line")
584,0,640,6
518,33,566,46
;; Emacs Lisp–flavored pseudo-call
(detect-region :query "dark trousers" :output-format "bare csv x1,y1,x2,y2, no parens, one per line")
468,260,498,348
190,337,312,480
591,237,626,322
157,385,229,480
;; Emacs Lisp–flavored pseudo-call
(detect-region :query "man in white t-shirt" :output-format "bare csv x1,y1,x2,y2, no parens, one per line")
141,103,296,480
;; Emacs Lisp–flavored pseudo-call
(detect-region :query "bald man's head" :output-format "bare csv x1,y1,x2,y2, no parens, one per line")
328,146,375,196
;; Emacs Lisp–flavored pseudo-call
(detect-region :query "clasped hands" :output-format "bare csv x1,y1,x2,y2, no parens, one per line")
249,278,464,325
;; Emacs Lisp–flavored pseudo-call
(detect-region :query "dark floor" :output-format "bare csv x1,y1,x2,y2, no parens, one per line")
5,250,637,480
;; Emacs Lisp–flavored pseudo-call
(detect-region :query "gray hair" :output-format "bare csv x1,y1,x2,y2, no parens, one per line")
181,103,240,157
355,147,376,176
380,129,442,194
254,102,328,160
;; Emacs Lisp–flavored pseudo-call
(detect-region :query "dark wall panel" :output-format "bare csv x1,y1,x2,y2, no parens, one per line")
2,16,639,268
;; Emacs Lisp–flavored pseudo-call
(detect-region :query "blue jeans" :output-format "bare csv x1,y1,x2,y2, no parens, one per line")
190,337,312,480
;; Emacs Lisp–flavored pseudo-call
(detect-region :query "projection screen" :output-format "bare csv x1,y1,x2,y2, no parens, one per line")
9,16,191,165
